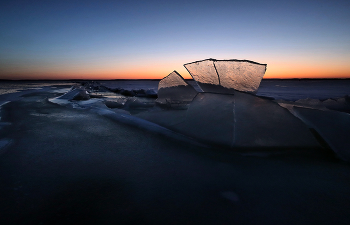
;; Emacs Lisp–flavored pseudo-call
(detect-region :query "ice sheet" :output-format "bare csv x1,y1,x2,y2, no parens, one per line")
177,93,235,146
292,107,350,161
233,91,320,148
138,92,320,149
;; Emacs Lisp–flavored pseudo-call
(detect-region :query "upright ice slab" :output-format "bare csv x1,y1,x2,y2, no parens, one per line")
214,60,266,93
184,59,266,94
156,71,197,106
183,60,220,93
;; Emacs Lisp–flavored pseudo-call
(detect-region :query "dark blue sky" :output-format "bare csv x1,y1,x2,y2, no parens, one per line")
1,0,349,79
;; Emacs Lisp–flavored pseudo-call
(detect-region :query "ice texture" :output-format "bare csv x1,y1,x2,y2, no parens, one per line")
184,59,266,94
292,107,350,161
214,60,266,93
184,59,220,92
156,71,197,106
158,71,190,88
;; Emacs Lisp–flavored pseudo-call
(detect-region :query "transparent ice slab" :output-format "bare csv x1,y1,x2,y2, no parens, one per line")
184,59,266,94
233,91,320,148
214,60,266,93
184,59,220,93
177,93,235,146
139,91,320,148
156,71,197,106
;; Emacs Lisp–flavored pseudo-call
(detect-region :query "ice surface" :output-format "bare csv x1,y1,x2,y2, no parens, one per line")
292,107,350,161
156,71,197,106
184,59,266,94
138,92,320,148
0,138,11,155
276,96,350,114
104,97,128,108
124,97,155,109
257,80,350,101
295,98,323,106
137,93,236,146
214,60,266,93
177,93,235,146
323,96,350,113
90,107,206,147
233,91,320,147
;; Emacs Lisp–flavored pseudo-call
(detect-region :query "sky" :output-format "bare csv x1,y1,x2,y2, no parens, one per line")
1,0,349,80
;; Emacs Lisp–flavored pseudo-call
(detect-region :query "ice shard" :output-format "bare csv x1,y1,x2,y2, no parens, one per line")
214,60,266,93
183,59,220,93
184,59,266,94
156,71,197,106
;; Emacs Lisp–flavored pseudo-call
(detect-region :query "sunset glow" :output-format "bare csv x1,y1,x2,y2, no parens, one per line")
1,1,349,80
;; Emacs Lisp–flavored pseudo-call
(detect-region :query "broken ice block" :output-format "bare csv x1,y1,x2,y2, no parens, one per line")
233,91,320,148
138,91,320,148
184,59,220,93
156,71,197,106
292,107,350,161
177,93,235,146
214,60,266,93
184,59,266,94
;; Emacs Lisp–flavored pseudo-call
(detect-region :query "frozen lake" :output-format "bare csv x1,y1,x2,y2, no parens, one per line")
1,79,349,101
99,79,350,101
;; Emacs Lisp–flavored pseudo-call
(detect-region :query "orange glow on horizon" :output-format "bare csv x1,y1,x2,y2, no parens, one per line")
1,62,349,80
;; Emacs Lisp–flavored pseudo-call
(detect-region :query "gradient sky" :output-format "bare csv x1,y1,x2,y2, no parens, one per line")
1,0,349,79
